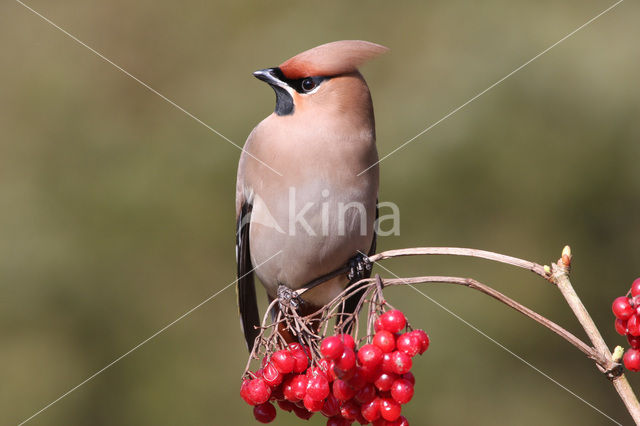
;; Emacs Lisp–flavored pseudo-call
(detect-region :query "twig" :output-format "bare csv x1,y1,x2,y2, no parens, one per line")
380,275,597,362
299,246,551,295
368,247,549,278
551,246,640,424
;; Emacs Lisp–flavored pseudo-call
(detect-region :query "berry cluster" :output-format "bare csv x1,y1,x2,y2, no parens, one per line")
612,278,640,372
240,309,429,425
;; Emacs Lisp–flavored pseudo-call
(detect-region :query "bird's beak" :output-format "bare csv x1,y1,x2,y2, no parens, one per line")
253,68,286,88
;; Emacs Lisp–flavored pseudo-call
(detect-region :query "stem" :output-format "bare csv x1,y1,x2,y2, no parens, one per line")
299,246,551,295
369,247,549,278
614,376,640,425
551,248,640,424
381,276,597,361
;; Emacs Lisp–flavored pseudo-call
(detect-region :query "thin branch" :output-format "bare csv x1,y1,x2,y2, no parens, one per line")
380,275,598,363
300,246,551,294
551,246,640,424
368,247,549,279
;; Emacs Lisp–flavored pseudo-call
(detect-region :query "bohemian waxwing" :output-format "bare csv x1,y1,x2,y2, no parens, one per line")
236,40,387,350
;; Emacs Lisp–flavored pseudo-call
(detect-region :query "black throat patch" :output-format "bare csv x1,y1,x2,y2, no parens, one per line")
272,85,294,116
266,68,330,116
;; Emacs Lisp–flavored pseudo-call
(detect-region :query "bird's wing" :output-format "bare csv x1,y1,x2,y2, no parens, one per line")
236,201,261,352
367,204,378,257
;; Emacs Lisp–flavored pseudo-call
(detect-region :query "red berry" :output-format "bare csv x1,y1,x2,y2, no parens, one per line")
358,363,381,383
340,399,361,420
389,351,412,375
332,379,355,401
283,375,307,402
306,374,330,400
277,399,295,412
334,365,355,381
629,315,640,336
411,329,430,354
338,333,356,350
615,318,628,336
355,412,369,425
632,278,640,297
271,350,295,374
389,415,410,426
347,367,367,390
396,332,421,357
317,358,332,377
624,348,640,372
306,366,328,382
379,310,407,333
629,335,640,349
291,348,309,373
326,359,338,382
270,384,284,401
321,393,341,417
292,403,314,420
253,402,277,423
303,394,324,412
381,352,394,373
612,297,634,320
240,378,254,405
288,343,311,359
361,397,381,422
327,417,348,426
379,397,402,421
282,384,297,402
358,344,384,367
374,317,384,333
373,330,396,353
374,371,398,391
336,346,357,371
247,378,271,405
401,371,415,385
355,383,377,404
321,336,346,360
290,375,308,400
262,363,283,388
390,378,414,404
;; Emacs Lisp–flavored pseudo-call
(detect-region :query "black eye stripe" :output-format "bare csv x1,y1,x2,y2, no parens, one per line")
271,68,329,93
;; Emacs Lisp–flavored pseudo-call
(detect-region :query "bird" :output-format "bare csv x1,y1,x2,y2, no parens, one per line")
236,40,387,351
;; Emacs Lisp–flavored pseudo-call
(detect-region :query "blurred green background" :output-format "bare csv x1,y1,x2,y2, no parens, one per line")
2,0,639,424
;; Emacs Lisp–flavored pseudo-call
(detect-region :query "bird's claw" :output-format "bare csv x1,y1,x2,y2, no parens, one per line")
347,253,372,281
278,284,303,310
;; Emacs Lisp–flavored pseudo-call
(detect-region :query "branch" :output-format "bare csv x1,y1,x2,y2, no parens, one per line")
256,245,640,424
380,275,597,361
300,246,551,294
369,247,549,278
551,246,640,424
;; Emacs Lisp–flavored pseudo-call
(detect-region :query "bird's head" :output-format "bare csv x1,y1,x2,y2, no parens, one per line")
253,40,388,117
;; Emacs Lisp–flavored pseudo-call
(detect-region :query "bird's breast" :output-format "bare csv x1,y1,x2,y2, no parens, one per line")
242,108,378,305
249,174,376,298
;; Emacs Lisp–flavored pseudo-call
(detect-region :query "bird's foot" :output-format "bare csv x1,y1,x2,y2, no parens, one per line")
347,253,372,281
277,284,303,310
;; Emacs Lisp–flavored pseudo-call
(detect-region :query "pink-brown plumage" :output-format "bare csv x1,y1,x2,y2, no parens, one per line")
279,40,388,79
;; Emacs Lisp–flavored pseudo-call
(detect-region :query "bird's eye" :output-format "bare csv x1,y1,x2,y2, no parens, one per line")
301,78,316,92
